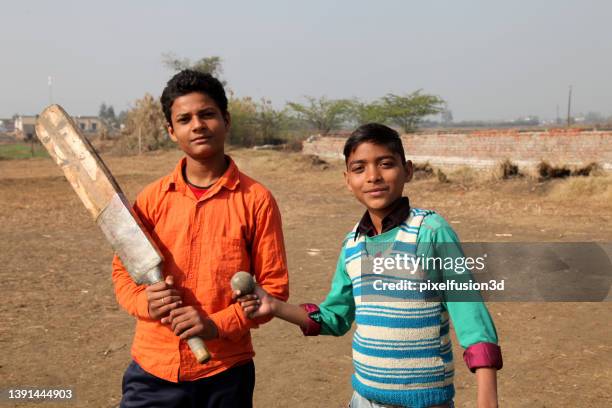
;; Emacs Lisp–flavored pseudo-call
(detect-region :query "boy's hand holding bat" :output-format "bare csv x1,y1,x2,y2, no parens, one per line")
146,275,183,320
149,275,218,340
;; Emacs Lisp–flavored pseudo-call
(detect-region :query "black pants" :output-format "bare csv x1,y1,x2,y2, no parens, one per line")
120,360,255,408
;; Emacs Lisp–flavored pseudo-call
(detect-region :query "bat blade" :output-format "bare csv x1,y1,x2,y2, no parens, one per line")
35,104,211,363
35,104,162,283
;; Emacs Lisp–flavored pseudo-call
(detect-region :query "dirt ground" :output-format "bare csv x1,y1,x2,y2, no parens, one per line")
1,148,611,407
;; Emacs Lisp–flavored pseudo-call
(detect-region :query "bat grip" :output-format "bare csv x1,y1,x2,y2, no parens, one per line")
144,267,211,364
187,337,211,364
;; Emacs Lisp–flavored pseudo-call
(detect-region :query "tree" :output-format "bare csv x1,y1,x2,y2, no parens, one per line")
347,99,387,125
227,96,257,146
253,99,287,145
287,96,352,135
162,53,225,84
381,91,445,133
226,97,288,146
99,102,118,130
121,94,168,153
440,104,453,125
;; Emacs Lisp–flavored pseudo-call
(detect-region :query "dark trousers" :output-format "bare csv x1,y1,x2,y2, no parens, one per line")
120,360,255,408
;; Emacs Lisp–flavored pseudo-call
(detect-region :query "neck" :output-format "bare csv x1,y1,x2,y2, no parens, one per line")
184,154,228,187
368,208,392,236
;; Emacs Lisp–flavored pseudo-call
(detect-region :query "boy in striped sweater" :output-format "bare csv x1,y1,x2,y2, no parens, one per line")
237,123,502,408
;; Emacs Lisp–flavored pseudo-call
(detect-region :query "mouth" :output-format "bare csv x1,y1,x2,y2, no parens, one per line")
191,135,213,143
364,187,389,196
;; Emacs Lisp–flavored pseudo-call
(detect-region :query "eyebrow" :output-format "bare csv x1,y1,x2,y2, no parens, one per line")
175,107,216,119
348,155,397,166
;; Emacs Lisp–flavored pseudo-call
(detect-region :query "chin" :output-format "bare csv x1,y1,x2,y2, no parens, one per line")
189,147,223,160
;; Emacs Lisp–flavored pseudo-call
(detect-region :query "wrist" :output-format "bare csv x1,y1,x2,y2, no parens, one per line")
269,296,281,316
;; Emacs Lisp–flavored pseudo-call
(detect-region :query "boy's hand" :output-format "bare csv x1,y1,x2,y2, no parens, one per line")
162,306,218,340
233,285,276,319
146,275,182,320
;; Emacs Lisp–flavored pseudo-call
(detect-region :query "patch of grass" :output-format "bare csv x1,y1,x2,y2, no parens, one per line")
413,162,434,180
493,159,523,180
537,161,571,180
571,162,603,177
0,143,49,160
436,168,449,183
449,166,479,185
547,174,612,202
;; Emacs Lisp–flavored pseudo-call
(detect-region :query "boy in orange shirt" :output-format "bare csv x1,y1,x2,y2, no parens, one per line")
112,69,289,408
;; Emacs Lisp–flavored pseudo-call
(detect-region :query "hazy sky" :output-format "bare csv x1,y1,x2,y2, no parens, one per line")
1,0,611,121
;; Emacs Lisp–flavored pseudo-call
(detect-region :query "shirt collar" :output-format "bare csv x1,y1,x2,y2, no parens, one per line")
355,196,411,239
163,155,240,195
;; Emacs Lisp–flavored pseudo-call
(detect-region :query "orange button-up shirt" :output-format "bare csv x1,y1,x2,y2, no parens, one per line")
112,156,289,382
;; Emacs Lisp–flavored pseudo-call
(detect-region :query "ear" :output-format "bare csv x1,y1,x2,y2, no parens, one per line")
223,111,231,130
167,123,178,142
343,169,353,193
403,160,413,183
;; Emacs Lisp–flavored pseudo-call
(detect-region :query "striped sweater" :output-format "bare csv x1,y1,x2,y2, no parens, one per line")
346,208,454,407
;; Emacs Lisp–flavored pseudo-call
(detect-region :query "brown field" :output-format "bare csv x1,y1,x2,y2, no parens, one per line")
1,148,611,407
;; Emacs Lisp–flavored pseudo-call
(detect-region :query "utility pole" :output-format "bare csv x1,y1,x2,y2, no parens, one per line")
48,76,53,105
556,104,560,125
566,85,572,128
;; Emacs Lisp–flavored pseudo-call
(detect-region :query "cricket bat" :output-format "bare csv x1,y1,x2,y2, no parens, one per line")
35,104,211,364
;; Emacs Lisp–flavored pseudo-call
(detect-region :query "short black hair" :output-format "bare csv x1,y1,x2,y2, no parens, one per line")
160,69,228,125
343,123,406,165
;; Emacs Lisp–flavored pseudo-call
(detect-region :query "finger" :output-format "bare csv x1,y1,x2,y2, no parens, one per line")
156,295,182,307
167,305,194,320
165,275,174,287
173,319,197,336
239,300,260,309
146,280,168,293
243,305,259,315
179,326,203,340
170,312,193,331
237,294,258,303
148,288,181,301
156,301,183,319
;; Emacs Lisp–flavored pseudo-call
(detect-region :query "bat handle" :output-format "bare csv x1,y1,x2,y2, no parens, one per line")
187,337,211,364
143,267,211,364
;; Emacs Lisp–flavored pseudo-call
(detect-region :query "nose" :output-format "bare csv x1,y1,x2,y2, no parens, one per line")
192,115,207,130
365,164,382,183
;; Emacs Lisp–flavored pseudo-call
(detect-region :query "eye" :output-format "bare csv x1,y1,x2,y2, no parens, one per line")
380,161,394,168
177,117,190,124
351,165,364,173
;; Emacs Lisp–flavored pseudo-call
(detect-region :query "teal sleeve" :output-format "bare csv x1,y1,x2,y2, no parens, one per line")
310,244,356,336
417,214,499,348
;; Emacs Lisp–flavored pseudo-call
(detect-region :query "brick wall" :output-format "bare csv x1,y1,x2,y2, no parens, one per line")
302,129,612,170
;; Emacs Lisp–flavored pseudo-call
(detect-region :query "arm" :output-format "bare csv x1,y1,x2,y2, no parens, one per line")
419,215,502,407
111,192,161,319
239,241,356,337
208,192,290,342
476,368,499,408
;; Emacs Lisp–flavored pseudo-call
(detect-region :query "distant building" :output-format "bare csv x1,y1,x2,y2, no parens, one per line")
0,118,15,133
14,115,38,140
13,114,103,140
74,116,103,133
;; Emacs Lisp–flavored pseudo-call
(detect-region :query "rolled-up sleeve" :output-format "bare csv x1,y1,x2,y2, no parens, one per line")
419,214,503,372
308,246,356,337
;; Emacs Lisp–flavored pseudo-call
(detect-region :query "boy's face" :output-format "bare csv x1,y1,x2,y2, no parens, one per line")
344,142,412,214
167,92,230,161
